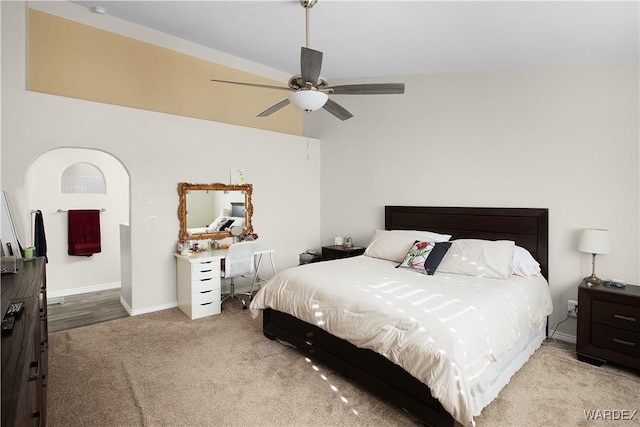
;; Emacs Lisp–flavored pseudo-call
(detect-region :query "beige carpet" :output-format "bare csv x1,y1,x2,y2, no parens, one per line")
48,303,640,427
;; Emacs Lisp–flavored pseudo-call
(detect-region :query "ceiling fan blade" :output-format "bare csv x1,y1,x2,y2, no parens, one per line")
326,83,405,95
257,99,291,117
323,99,353,121
211,79,291,92
300,47,323,86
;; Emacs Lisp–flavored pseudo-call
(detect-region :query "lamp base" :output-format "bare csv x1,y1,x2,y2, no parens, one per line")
583,274,604,287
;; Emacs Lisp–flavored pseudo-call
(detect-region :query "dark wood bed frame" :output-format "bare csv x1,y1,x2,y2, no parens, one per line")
262,206,549,427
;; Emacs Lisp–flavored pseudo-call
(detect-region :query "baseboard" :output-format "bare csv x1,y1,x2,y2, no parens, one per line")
119,296,133,315
128,301,178,316
48,282,121,299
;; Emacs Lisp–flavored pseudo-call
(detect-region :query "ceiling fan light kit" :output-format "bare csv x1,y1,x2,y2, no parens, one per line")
210,0,404,120
288,90,328,112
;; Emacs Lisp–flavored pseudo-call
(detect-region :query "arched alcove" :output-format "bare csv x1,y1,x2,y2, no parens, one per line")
26,148,131,308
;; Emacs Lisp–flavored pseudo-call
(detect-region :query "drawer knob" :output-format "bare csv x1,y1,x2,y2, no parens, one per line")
200,269,212,273
200,290,212,294
200,278,212,282
613,314,637,322
612,338,636,347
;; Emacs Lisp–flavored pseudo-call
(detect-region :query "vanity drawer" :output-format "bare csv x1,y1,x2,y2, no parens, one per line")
192,263,217,280
591,323,640,358
193,287,220,304
192,300,221,318
192,276,220,293
593,300,640,332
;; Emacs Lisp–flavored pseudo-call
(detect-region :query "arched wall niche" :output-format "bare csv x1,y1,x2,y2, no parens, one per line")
61,162,106,194
26,147,131,307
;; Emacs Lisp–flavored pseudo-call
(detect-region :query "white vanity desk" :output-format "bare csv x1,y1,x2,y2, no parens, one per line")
175,247,276,319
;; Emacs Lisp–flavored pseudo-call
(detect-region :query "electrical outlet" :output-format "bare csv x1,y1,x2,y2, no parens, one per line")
567,299,578,318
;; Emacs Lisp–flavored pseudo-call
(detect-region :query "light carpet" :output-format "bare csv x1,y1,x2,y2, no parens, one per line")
48,303,640,427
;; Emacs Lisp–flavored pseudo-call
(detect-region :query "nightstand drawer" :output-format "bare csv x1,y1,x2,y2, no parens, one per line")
592,300,640,332
592,323,640,357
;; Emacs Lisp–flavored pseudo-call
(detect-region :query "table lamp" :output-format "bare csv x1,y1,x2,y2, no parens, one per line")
577,228,611,286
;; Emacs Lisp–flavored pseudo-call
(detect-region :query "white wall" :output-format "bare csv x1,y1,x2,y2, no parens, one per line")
312,66,639,341
4,1,637,342
1,1,321,314
26,148,129,297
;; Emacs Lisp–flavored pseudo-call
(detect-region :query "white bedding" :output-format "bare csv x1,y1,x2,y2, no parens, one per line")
187,216,244,235
250,255,553,426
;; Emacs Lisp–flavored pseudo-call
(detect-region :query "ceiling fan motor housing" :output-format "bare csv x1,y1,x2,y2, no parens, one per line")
300,0,318,9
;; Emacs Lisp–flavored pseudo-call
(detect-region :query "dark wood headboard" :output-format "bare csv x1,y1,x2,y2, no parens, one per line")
385,206,549,279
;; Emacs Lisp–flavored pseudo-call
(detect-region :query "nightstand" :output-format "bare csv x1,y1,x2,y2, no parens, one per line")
321,245,366,261
577,281,640,370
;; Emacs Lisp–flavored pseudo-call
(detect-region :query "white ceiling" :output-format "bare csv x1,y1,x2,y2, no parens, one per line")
69,1,639,80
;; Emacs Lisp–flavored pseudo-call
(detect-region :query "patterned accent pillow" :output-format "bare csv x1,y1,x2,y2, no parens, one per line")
397,240,453,275
397,241,435,274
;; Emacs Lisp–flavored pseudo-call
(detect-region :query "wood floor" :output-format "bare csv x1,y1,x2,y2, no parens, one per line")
47,288,129,333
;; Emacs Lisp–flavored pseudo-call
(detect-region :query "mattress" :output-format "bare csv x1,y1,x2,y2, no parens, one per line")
250,255,553,425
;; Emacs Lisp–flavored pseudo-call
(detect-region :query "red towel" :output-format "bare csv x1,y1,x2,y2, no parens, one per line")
68,210,101,256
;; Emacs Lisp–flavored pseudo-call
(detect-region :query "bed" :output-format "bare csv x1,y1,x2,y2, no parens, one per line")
186,216,244,235
250,206,551,427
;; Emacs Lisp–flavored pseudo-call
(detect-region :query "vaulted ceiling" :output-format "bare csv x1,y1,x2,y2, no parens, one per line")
68,0,639,81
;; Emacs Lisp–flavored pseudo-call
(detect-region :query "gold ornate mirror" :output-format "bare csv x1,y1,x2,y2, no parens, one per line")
178,182,253,241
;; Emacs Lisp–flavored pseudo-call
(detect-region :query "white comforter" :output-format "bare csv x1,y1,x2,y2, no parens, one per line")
250,255,553,425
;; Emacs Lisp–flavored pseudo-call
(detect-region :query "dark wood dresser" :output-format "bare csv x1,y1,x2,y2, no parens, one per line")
1,257,48,426
321,245,366,261
577,281,639,370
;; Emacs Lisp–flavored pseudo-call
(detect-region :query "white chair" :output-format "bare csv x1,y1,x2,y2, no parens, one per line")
220,241,257,309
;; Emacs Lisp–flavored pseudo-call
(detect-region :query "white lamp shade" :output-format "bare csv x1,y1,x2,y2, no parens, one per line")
578,229,611,254
288,90,328,112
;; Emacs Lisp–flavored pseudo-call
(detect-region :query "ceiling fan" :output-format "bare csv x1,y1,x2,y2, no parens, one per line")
210,0,405,121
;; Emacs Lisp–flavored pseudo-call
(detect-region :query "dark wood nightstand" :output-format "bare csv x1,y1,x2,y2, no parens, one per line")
321,245,366,261
577,281,640,370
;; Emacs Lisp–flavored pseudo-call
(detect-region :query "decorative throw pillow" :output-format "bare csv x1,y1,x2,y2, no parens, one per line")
397,241,453,275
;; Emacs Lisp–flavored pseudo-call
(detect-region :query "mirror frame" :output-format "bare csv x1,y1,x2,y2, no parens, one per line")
178,182,253,241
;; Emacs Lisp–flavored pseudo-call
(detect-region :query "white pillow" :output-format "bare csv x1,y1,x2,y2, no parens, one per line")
437,239,515,279
512,245,541,277
391,229,452,243
364,230,427,262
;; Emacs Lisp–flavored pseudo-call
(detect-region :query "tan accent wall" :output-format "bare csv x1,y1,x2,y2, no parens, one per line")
27,9,302,135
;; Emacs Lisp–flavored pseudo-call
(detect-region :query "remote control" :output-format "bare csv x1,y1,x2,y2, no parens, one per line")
6,302,24,317
1,316,15,334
